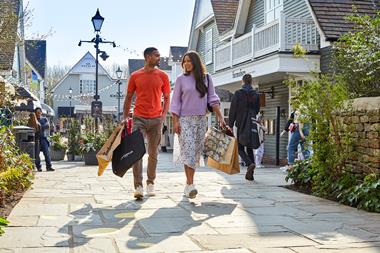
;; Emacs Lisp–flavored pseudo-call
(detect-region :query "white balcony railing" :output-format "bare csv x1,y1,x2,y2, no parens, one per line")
214,13,319,71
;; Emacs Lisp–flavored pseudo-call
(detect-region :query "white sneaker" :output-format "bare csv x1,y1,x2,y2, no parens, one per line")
184,184,198,199
146,183,155,196
134,186,143,199
279,166,289,173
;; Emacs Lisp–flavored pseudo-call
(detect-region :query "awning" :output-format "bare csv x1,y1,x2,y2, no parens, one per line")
14,85,42,112
74,105,117,114
41,103,55,117
15,86,39,100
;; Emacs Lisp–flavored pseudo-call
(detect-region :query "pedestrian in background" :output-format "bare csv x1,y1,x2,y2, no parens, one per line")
170,51,225,199
29,107,54,172
255,111,267,168
228,74,260,181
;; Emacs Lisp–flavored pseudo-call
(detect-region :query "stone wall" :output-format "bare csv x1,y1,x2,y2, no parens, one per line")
335,97,380,174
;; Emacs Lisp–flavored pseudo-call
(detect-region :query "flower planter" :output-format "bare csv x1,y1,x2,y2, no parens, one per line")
50,149,66,161
67,153,82,161
83,151,98,165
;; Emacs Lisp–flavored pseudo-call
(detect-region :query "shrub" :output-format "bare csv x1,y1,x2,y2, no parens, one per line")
0,216,8,235
0,126,34,207
49,132,67,151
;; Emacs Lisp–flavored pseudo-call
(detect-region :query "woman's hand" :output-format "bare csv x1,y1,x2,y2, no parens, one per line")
173,121,181,135
218,116,226,129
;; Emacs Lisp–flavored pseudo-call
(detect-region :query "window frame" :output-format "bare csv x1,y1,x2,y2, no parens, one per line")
205,28,213,65
264,0,283,24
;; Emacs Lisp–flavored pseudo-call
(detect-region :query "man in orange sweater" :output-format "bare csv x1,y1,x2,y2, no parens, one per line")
123,47,171,199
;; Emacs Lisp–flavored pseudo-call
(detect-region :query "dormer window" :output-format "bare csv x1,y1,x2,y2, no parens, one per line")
265,0,283,24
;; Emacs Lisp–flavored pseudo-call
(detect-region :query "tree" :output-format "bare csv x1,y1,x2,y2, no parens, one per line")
45,65,71,107
333,10,380,97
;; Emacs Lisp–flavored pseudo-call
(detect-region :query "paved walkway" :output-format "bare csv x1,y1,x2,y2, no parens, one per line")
1,153,379,253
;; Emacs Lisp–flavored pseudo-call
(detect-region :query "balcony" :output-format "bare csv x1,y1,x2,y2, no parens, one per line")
214,13,319,72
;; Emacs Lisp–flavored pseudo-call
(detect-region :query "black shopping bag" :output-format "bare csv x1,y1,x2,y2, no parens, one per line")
112,129,146,177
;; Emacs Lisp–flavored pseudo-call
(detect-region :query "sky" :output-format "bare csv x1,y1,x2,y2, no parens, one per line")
24,0,196,68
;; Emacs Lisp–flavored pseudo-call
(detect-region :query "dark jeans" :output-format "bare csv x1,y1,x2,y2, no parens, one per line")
35,137,52,169
238,142,255,167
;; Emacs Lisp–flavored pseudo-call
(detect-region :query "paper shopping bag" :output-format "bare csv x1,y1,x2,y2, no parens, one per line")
96,124,124,176
207,137,240,175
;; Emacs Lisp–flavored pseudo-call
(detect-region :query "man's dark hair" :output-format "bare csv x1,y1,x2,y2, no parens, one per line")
143,47,158,59
34,107,42,113
242,74,252,84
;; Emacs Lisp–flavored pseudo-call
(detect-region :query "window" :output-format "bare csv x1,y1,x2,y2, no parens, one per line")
79,80,96,94
265,0,283,24
205,28,213,64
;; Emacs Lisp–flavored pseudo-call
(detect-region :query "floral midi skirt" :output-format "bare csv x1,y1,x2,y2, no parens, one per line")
177,115,207,169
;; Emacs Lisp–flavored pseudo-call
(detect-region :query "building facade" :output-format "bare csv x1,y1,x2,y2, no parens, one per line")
188,0,322,164
51,52,127,130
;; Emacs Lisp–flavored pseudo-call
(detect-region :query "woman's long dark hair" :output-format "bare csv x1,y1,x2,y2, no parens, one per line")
182,51,208,98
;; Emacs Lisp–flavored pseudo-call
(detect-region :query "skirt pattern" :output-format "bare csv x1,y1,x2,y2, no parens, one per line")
177,115,207,169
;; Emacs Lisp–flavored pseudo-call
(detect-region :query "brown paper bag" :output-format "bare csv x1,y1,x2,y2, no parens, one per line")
207,137,240,175
96,124,124,176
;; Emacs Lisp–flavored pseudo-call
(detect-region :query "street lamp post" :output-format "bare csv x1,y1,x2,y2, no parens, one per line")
110,67,123,122
115,67,123,122
69,87,73,118
78,8,116,130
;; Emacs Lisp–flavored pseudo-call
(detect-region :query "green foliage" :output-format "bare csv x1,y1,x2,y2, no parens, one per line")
80,116,107,153
285,159,315,190
292,43,308,58
333,10,380,97
286,75,351,196
67,119,81,155
80,132,107,153
49,132,67,151
0,126,34,207
0,216,8,235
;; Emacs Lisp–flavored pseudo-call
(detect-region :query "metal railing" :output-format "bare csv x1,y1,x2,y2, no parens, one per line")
214,12,319,71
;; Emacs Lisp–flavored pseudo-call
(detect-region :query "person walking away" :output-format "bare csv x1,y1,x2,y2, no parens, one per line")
228,74,260,181
29,107,54,172
255,111,267,168
123,47,171,199
170,51,225,199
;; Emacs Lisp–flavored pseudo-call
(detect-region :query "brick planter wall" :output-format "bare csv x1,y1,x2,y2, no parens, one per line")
335,97,380,174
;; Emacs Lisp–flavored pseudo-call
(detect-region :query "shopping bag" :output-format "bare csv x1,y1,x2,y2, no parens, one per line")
207,137,240,175
173,133,205,167
96,124,124,176
204,127,233,163
112,129,146,177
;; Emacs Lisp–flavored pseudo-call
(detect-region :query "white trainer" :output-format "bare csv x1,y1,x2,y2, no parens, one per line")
184,184,198,199
134,186,144,199
146,183,155,196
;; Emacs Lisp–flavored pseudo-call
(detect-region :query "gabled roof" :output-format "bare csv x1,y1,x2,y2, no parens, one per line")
51,51,112,92
169,46,188,62
128,59,144,75
128,57,172,75
0,0,21,71
307,0,380,41
159,57,171,71
25,40,47,78
211,0,239,35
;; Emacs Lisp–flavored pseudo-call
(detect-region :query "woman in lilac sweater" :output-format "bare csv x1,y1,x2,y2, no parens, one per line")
170,51,225,199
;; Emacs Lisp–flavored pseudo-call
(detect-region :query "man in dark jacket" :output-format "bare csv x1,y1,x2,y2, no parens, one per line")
228,74,260,181
34,107,54,172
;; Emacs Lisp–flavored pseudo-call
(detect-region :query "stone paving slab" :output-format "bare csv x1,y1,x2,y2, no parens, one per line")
0,153,379,252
